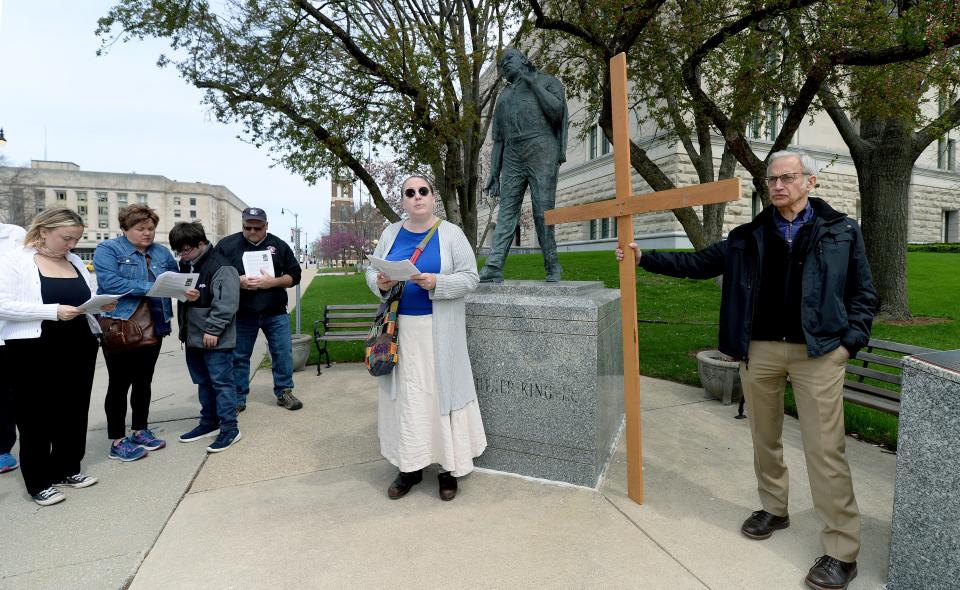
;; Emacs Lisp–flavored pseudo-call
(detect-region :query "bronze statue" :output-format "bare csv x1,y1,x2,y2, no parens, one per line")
480,48,568,283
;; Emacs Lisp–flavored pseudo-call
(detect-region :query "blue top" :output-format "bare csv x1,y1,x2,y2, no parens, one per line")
386,226,441,315
93,236,179,330
773,201,814,247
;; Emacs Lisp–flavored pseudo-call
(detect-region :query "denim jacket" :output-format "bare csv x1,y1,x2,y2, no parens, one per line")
94,236,179,322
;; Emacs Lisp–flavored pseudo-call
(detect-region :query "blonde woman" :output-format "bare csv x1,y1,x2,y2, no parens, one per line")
0,208,111,506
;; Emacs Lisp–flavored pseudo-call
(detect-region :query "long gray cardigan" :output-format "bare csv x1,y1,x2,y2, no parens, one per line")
365,220,479,415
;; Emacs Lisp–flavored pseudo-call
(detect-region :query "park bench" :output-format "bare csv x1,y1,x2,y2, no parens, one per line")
312,303,379,375
843,338,938,416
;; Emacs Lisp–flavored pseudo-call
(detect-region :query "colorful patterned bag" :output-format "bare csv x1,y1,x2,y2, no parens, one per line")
364,283,403,376
364,220,442,377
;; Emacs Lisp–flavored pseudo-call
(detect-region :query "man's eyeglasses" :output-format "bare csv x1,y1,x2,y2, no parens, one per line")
243,225,266,231
176,246,197,257
404,186,431,198
764,172,807,186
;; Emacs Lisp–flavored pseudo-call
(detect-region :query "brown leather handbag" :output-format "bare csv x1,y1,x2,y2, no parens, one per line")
98,299,158,353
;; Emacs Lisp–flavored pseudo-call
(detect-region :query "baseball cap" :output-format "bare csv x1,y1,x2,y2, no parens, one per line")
242,207,268,222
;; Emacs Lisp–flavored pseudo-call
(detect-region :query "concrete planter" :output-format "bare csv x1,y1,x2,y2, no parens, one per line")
291,333,313,372
696,350,743,405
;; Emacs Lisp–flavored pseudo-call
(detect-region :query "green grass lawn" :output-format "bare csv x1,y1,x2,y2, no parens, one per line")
298,250,957,450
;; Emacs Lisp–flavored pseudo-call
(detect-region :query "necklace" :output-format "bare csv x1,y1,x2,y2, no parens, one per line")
36,247,67,260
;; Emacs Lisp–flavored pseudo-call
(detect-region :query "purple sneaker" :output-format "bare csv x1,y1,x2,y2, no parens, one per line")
109,438,147,462
129,428,166,451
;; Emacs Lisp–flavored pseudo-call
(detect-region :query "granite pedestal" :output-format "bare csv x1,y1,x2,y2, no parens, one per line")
465,280,624,488
888,350,960,589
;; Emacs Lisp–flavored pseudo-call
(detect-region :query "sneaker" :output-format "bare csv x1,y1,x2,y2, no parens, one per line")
276,389,303,411
0,452,18,473
179,424,220,443
109,438,148,462
129,428,166,451
54,473,98,488
206,431,242,453
32,487,66,506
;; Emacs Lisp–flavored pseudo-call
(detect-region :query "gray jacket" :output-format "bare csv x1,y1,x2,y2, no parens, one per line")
177,248,240,350
365,220,480,415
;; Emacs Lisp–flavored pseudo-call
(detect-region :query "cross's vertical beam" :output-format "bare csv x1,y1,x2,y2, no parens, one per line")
609,53,644,503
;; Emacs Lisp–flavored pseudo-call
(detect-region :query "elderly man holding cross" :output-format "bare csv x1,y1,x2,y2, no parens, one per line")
617,150,876,590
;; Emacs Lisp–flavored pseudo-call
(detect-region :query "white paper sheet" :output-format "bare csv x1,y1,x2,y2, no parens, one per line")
146,272,200,301
242,250,275,277
77,292,129,313
366,255,420,281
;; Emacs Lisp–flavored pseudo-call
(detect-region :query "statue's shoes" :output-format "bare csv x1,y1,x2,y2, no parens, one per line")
479,267,504,283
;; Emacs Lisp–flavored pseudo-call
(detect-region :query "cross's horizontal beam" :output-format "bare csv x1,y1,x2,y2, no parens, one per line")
544,177,743,226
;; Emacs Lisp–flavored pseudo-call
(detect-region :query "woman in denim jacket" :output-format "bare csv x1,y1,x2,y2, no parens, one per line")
93,204,180,462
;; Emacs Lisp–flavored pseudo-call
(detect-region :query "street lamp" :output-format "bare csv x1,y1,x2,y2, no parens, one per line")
281,207,302,334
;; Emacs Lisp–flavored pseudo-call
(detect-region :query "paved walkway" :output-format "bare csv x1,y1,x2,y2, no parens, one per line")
0,268,896,588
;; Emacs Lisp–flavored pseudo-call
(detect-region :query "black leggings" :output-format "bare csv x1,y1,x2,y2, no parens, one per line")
104,341,163,439
7,328,98,495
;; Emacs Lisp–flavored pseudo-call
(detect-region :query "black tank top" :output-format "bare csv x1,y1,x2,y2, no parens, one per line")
39,264,92,337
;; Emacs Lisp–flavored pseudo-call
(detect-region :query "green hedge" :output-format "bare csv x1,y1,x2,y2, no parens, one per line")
907,243,960,253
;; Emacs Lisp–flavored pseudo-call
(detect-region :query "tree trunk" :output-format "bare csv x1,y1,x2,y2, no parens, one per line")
851,136,912,320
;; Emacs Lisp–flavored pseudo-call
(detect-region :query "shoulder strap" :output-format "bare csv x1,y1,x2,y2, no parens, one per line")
409,220,442,264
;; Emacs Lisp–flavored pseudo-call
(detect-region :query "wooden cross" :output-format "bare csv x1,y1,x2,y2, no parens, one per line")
544,53,741,504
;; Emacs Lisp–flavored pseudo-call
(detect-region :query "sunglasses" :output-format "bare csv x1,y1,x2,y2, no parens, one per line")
243,225,266,231
404,186,431,198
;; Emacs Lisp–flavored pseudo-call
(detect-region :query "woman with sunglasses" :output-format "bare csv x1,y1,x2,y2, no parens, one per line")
94,204,182,462
365,175,487,501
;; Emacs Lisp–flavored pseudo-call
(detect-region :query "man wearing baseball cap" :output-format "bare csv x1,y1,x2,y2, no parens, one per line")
214,208,304,411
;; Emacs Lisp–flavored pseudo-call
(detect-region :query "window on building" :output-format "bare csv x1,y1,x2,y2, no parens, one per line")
949,139,957,172
76,191,87,202
189,210,197,219
766,103,780,141
96,233,102,240
189,197,196,206
99,221,108,228
117,192,128,204
174,197,181,205
600,131,611,156
78,205,87,215
589,219,597,240
589,127,598,160
137,194,148,203
56,190,66,201
97,192,108,202
945,210,959,243
34,189,45,202
99,205,109,215
748,114,763,140
752,191,762,217
938,137,947,169
174,209,181,218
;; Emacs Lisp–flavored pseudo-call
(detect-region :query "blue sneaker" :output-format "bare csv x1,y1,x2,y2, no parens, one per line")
0,452,18,473
109,438,148,462
206,430,242,453
179,424,220,443
129,428,166,451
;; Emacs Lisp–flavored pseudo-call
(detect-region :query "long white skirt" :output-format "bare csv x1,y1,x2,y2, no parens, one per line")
378,314,487,477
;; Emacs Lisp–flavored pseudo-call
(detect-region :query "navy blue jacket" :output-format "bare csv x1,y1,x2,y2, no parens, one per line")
639,198,877,361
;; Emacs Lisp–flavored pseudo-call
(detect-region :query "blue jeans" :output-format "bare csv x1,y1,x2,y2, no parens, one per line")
185,348,238,435
233,313,294,405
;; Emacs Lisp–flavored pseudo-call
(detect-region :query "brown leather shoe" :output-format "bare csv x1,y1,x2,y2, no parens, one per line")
805,555,857,590
438,471,457,501
387,470,422,499
740,509,790,539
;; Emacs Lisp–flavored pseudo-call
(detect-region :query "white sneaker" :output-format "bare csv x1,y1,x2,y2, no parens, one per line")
32,487,66,506
54,473,99,488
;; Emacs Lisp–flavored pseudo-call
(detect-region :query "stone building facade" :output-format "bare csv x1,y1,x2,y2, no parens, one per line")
0,160,248,261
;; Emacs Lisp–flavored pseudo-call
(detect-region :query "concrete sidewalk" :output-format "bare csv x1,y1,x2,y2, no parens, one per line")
0,267,896,588
122,366,895,590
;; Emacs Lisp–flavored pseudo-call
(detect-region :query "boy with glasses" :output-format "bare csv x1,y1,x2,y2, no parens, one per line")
214,208,303,412
170,222,242,452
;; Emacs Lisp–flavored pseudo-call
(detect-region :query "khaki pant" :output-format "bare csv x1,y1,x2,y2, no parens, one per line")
739,341,860,562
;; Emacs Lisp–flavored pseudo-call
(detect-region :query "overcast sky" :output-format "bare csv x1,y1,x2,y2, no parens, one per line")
0,0,333,249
